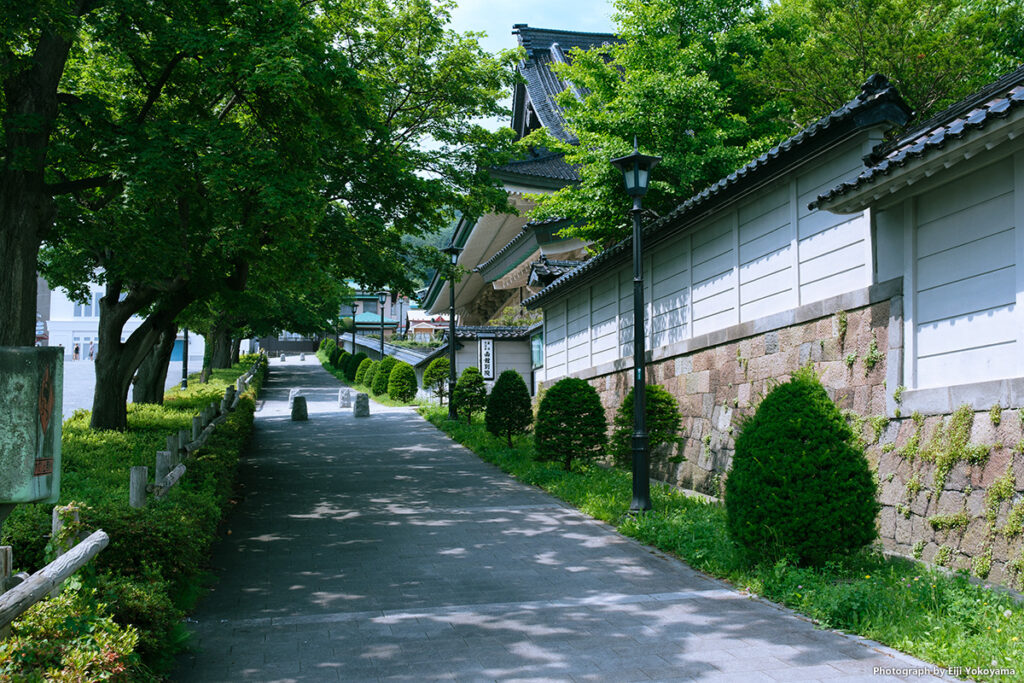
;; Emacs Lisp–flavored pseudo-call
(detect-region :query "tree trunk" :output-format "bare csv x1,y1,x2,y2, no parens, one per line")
132,323,177,405
0,30,74,346
90,283,191,431
209,325,231,369
230,337,241,365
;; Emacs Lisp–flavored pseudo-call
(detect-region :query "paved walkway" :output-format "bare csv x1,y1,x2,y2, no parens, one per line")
173,358,947,682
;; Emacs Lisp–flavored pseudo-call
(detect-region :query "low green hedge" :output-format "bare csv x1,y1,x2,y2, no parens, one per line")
0,354,267,679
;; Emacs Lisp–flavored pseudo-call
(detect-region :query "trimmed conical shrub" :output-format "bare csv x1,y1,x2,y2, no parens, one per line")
334,350,350,370
363,360,379,388
535,377,606,470
453,366,487,423
345,352,366,382
355,357,373,385
485,369,533,446
371,356,398,395
423,357,450,404
725,366,879,566
609,385,683,468
388,362,418,402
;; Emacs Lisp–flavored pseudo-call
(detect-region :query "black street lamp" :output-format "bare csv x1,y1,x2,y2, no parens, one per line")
181,328,189,390
378,291,388,360
441,243,462,420
610,138,661,513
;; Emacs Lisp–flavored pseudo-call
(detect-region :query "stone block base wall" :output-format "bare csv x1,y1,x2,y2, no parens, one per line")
556,294,1024,588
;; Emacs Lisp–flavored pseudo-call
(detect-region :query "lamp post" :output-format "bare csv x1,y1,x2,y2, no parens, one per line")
441,244,462,419
378,291,387,360
181,328,189,390
610,138,661,513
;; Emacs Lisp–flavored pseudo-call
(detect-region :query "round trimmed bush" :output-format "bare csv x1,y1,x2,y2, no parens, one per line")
485,369,533,446
362,360,380,388
423,357,450,404
453,366,487,423
609,385,683,468
725,366,879,566
371,356,398,395
334,350,350,371
535,377,606,470
328,346,342,367
387,361,418,402
346,352,367,382
355,357,373,385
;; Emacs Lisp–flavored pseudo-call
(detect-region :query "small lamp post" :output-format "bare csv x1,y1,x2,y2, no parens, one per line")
610,138,661,513
441,243,462,419
181,328,189,390
378,291,388,360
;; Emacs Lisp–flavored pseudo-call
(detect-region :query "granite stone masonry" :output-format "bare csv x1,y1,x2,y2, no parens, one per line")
571,298,1024,589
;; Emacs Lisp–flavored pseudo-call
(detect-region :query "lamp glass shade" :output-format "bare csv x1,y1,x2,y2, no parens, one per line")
378,292,387,305
610,147,661,198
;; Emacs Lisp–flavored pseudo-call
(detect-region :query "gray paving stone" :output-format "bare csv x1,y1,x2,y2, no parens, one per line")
173,358,951,682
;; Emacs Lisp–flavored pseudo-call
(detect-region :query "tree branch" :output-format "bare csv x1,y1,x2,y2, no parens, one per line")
135,53,187,125
46,174,115,196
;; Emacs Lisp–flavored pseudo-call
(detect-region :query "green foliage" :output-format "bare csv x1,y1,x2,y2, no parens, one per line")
919,405,990,492
320,338,336,354
363,360,380,389
863,336,883,375
990,403,1003,426
535,377,607,470
423,357,451,404
485,369,533,446
985,466,1017,525
725,366,879,566
453,367,488,423
609,385,683,468
487,305,543,327
747,0,1022,126
421,401,1024,673
0,580,145,681
333,349,349,370
387,362,418,402
928,512,970,531
371,356,398,396
347,352,368,382
355,357,373,385
0,359,265,675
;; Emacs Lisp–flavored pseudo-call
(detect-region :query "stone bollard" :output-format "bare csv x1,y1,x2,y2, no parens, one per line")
339,388,352,408
354,393,370,417
291,395,308,421
279,353,286,362
288,388,301,409
299,353,305,362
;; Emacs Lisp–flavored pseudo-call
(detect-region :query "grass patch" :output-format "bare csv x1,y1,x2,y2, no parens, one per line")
418,404,1024,681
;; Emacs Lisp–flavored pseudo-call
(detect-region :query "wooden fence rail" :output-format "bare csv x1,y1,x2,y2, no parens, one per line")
0,530,109,631
129,353,264,508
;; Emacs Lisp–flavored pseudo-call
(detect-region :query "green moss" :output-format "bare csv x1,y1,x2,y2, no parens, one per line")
928,511,970,531
984,465,1016,525
989,402,1002,426
845,353,857,369
897,412,925,462
905,473,923,501
934,544,954,567
863,336,883,375
836,309,848,348
1009,547,1024,588
919,405,990,493
869,415,890,444
893,385,905,404
1005,501,1024,537
912,540,925,559
972,548,993,579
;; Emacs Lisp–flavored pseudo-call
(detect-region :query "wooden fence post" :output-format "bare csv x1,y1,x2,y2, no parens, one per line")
129,467,148,508
156,451,173,483
192,416,201,441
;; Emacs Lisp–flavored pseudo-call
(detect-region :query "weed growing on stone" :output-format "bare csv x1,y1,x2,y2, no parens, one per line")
863,336,883,375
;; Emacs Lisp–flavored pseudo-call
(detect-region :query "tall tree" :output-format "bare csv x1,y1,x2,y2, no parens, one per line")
523,0,790,245
747,0,1024,127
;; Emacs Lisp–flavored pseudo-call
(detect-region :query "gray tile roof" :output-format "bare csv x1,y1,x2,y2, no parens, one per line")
529,258,585,288
491,147,580,183
524,74,912,308
812,64,1024,210
512,25,618,144
454,324,542,341
475,216,573,274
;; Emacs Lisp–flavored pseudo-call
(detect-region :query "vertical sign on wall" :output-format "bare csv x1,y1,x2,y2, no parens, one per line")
479,338,494,380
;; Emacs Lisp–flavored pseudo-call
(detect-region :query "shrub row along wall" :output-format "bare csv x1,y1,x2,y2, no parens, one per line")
554,287,1024,588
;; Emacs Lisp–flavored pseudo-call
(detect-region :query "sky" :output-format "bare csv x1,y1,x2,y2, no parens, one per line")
446,0,616,58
